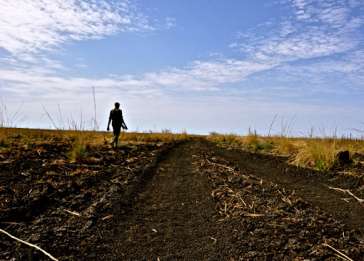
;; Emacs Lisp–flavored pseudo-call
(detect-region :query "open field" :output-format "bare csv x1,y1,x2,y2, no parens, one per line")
0,128,363,260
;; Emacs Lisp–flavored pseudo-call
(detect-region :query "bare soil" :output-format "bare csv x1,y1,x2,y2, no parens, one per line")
209,143,364,232
1,138,363,260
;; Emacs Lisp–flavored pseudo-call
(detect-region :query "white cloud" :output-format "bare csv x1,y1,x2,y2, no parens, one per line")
0,57,277,101
249,49,364,94
1,1,277,101
0,0,152,59
256,27,358,61
295,50,364,75
165,17,177,29
235,0,363,63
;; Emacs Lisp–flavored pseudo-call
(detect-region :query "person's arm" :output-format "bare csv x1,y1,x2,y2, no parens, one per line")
107,111,112,131
122,121,128,130
121,111,128,130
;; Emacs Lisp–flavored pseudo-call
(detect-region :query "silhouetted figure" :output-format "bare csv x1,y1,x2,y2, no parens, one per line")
107,102,128,148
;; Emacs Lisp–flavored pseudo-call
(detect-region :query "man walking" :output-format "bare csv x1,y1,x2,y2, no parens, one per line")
107,102,128,148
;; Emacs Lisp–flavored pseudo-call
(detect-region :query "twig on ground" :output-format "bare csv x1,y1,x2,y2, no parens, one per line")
322,243,353,261
209,236,217,244
205,158,237,173
341,198,351,203
63,209,81,217
328,186,364,204
0,222,22,226
0,228,58,261
233,193,247,207
243,213,265,217
102,214,113,221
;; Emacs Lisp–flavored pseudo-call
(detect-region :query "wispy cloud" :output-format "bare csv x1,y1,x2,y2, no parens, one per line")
0,0,152,59
234,0,363,62
0,57,276,101
225,0,364,96
165,17,177,30
275,50,364,89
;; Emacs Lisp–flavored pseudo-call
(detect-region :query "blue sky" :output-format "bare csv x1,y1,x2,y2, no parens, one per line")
0,0,363,136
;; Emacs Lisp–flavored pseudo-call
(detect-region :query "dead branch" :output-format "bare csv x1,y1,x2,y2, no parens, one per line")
0,228,58,261
41,104,58,130
63,209,81,217
243,213,265,217
102,214,113,221
233,193,247,207
322,243,353,261
0,222,22,226
209,236,217,244
205,158,237,173
328,186,364,204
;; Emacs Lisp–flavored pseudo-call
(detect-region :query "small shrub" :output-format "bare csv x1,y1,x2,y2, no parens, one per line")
273,138,299,155
290,140,337,171
68,135,88,162
244,134,273,152
0,139,8,148
244,134,259,147
256,141,274,151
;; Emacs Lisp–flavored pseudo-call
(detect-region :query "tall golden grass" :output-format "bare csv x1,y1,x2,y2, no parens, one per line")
208,133,364,171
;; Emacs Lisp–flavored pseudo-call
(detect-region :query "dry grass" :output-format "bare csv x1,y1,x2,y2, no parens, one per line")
3,127,363,171
0,127,193,161
289,139,337,170
0,128,192,143
208,133,364,171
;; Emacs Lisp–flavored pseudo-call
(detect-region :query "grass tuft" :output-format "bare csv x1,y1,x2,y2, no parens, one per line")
68,134,89,162
289,140,337,171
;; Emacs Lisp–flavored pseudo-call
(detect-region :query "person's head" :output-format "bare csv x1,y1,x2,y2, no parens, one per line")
114,102,120,109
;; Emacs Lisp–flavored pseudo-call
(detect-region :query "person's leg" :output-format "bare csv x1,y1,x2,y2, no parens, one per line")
115,132,120,147
112,128,117,148
112,134,116,148
113,127,121,148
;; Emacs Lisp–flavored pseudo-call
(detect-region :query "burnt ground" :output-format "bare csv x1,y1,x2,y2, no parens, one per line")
209,143,364,232
1,139,364,260
0,138,176,260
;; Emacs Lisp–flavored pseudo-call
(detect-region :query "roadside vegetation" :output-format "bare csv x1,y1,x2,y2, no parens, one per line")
208,132,364,171
2,127,364,172
0,127,192,162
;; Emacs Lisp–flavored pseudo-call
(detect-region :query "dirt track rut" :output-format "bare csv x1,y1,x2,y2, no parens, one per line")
107,141,224,259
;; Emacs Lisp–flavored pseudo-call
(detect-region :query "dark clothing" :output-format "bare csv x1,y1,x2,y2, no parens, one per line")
108,108,127,148
113,127,121,136
109,108,124,128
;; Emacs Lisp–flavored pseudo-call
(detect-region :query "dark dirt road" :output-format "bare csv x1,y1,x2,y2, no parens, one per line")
1,140,364,260
106,141,224,259
100,141,364,260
